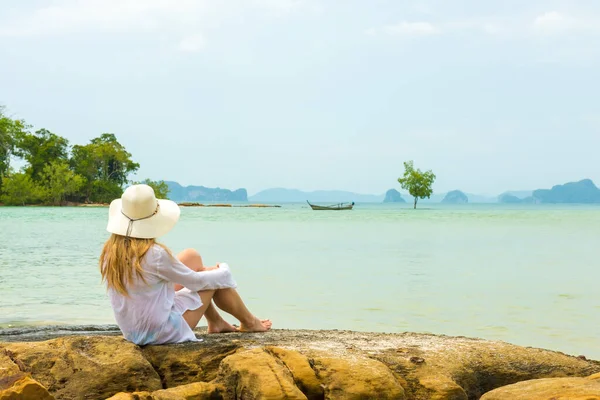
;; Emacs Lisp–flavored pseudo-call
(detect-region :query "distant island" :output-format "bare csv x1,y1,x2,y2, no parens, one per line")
249,188,384,203
498,193,536,204
166,181,247,202
442,190,468,204
499,180,600,204
160,179,600,205
383,189,406,203
533,179,600,203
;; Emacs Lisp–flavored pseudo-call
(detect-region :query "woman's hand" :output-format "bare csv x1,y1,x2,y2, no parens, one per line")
202,263,221,271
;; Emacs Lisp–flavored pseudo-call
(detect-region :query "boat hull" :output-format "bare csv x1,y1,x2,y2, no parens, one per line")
307,201,354,210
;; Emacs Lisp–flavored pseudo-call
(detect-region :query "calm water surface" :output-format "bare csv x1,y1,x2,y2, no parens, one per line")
0,203,598,358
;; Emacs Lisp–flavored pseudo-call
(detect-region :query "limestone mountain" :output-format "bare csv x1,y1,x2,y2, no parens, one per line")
166,181,247,202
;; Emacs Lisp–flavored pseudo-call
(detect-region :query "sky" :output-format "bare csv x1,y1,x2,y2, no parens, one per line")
1,0,599,196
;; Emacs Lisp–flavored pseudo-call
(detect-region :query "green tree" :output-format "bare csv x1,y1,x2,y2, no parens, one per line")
14,128,69,181
71,133,139,202
40,161,85,206
135,179,170,199
0,172,44,206
0,107,29,190
90,180,124,204
398,160,436,209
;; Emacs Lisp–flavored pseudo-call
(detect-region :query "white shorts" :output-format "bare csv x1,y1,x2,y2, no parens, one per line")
172,288,203,314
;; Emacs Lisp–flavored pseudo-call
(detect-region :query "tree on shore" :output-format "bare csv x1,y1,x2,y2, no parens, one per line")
14,128,70,181
40,161,85,206
0,107,28,191
0,172,44,206
71,133,140,203
0,106,161,206
398,160,436,209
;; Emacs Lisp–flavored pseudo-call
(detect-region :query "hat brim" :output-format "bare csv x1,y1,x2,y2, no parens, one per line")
106,199,181,239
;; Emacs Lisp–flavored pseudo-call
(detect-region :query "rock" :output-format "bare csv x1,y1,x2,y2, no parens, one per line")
265,346,323,400
383,189,406,203
1,336,162,400
152,382,224,400
1,330,600,400
141,340,239,388
311,356,406,399
106,393,153,400
0,350,21,378
216,348,307,399
107,382,225,400
417,374,468,400
480,373,600,399
0,372,54,400
441,190,468,204
106,392,153,400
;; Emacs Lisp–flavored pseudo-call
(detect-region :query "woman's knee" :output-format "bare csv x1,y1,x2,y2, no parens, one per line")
177,248,204,270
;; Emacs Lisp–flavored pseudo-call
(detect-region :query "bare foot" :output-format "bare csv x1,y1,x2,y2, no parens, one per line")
240,317,272,332
207,319,239,334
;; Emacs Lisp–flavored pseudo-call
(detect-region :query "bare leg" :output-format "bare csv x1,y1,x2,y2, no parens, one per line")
213,288,272,332
177,248,271,333
182,290,215,329
177,249,237,333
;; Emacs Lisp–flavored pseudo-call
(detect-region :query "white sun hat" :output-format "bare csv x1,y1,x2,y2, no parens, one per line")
106,184,180,239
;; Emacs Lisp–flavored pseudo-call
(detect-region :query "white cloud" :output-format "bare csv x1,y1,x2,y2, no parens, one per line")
366,11,600,40
0,0,206,36
178,34,206,52
364,27,378,36
533,11,575,34
532,11,600,35
0,0,315,37
366,21,440,37
365,19,513,38
481,23,504,35
252,0,303,15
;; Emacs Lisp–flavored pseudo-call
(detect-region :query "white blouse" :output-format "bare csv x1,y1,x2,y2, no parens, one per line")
107,244,237,345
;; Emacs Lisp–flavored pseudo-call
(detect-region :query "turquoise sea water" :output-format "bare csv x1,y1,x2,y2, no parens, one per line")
0,203,598,358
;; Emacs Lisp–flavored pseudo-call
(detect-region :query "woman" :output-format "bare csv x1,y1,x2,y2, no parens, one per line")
100,184,271,345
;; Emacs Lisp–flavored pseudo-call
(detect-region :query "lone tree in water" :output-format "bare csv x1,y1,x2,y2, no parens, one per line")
398,161,436,209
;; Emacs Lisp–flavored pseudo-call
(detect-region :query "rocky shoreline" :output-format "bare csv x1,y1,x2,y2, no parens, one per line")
1,328,599,399
177,202,281,208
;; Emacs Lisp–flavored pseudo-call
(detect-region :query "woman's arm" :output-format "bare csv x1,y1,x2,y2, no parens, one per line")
155,250,237,291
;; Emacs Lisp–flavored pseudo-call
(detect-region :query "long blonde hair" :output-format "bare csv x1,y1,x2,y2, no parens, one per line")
99,234,170,296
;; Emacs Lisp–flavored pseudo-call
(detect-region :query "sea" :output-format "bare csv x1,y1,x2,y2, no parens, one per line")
0,203,598,359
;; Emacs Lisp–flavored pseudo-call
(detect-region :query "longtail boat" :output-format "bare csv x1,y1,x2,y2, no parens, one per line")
306,201,354,210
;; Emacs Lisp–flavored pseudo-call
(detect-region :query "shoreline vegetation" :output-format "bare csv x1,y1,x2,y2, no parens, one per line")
0,106,168,207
